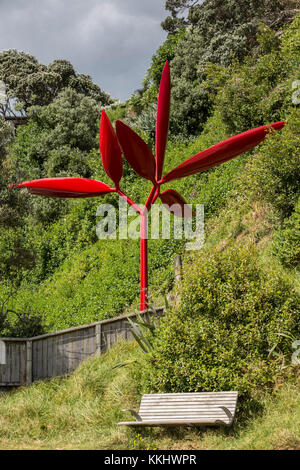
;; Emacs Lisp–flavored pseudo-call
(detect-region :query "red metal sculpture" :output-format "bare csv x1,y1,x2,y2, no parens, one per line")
10,62,286,311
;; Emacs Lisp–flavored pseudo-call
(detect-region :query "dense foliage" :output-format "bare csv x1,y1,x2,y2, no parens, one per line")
135,11,300,404
247,108,300,218
0,5,298,356
140,245,300,407
131,0,299,136
0,50,111,119
273,196,300,268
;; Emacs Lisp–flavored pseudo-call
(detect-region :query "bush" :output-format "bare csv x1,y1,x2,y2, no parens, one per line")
0,227,35,285
0,291,46,337
1,309,46,338
212,16,300,135
247,108,300,218
273,196,300,268
216,40,291,134
140,244,300,410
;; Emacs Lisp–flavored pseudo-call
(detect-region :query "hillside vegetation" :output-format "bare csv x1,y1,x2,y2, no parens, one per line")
0,12,299,331
0,1,299,450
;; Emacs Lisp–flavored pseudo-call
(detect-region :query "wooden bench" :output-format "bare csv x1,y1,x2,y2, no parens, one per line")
118,391,238,427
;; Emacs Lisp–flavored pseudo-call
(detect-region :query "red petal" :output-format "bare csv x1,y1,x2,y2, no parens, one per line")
160,189,194,218
99,110,123,188
161,121,287,184
13,177,115,198
156,61,171,181
116,120,156,183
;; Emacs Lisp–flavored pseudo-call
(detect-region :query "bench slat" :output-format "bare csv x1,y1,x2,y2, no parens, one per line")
141,398,237,402
141,396,237,401
140,416,231,420
139,417,228,421
141,398,237,403
140,400,237,406
142,392,238,397
141,402,236,406
140,403,235,410
140,403,235,411
140,410,234,414
118,418,231,427
140,402,237,408
140,412,232,414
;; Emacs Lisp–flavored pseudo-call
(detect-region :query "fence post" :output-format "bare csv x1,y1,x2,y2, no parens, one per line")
174,255,182,284
0,339,6,365
26,340,32,384
173,255,183,306
95,324,102,355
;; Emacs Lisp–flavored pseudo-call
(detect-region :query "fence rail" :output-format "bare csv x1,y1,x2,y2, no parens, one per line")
0,308,164,387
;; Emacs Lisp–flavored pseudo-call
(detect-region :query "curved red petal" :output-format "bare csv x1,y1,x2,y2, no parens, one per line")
156,61,170,181
160,189,194,218
116,120,156,183
99,110,123,188
161,121,287,184
14,177,114,198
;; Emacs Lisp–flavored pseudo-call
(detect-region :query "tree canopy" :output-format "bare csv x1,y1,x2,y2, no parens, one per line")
161,0,299,32
0,50,112,120
158,0,299,135
161,0,201,33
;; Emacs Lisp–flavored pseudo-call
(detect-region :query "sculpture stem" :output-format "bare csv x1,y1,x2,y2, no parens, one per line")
140,185,159,310
118,185,158,311
117,189,142,214
140,211,148,311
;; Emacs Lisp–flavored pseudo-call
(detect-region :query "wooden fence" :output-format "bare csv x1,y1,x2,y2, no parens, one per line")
0,308,164,387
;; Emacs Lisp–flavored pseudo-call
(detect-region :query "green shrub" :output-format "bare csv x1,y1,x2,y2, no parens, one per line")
105,102,127,124
0,227,35,285
140,244,300,411
214,17,300,135
1,309,46,338
0,289,47,337
273,196,300,268
216,49,290,134
246,108,300,218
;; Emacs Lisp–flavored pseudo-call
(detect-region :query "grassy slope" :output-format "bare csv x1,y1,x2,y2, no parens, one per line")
0,340,299,450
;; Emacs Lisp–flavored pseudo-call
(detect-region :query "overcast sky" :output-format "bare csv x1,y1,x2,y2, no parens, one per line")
0,0,167,101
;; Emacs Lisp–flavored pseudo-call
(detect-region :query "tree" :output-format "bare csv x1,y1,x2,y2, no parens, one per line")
0,118,26,227
161,1,202,33
12,88,100,179
143,30,186,90
9,87,102,225
127,29,185,136
162,0,299,33
167,0,298,135
0,50,112,120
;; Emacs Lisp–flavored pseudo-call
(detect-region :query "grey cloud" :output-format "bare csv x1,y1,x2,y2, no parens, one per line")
0,0,167,100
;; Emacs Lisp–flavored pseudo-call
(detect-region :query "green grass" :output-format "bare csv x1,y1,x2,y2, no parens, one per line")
0,340,299,450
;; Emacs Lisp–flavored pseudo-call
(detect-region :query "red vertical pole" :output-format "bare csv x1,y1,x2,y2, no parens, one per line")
140,212,148,311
